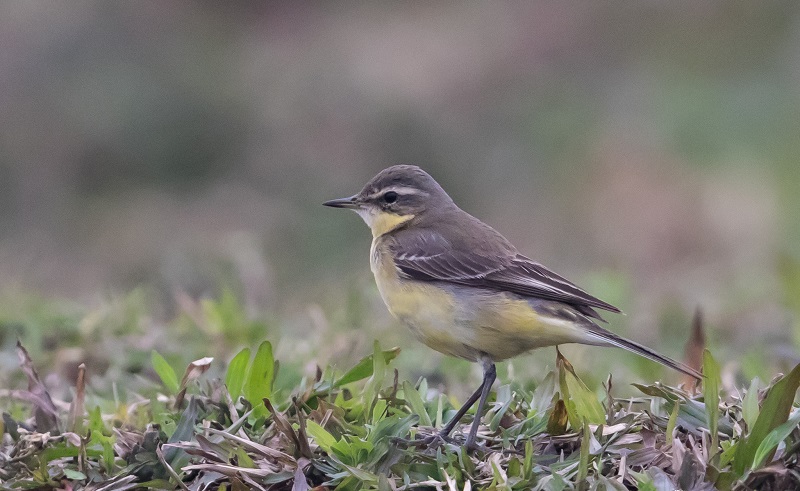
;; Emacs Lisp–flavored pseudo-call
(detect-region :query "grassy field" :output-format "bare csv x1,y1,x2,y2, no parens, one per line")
2,3,799,489
2,291,800,490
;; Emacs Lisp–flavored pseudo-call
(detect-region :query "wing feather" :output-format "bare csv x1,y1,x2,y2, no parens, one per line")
388,230,620,315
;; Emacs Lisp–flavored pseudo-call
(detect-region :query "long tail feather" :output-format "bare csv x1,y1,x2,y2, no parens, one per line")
586,327,702,380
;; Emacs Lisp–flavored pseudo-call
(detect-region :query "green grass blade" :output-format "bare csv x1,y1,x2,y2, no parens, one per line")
164,398,201,466
364,341,387,416
523,439,534,478
531,370,558,416
334,347,400,388
151,350,179,394
666,400,680,441
225,347,251,400
244,341,274,417
306,420,337,455
402,381,432,426
741,377,761,431
733,362,800,475
752,410,800,469
702,349,720,457
578,417,590,486
557,350,605,427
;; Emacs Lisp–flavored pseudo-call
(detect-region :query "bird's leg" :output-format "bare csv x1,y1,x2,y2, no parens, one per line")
394,357,496,450
464,357,496,451
437,379,484,437
393,380,484,448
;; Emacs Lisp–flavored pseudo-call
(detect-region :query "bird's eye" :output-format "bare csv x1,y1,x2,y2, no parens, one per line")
383,191,398,204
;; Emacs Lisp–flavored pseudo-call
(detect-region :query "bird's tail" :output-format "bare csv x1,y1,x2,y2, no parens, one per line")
585,326,703,381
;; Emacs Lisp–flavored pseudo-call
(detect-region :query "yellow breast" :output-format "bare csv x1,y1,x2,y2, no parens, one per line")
370,239,481,359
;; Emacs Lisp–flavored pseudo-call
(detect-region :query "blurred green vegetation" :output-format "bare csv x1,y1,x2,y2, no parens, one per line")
1,2,799,397
0,277,794,409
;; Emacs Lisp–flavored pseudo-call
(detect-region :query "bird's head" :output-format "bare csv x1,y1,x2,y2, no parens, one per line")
323,164,454,237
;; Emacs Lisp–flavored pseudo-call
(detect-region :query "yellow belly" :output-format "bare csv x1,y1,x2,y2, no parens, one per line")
370,241,599,361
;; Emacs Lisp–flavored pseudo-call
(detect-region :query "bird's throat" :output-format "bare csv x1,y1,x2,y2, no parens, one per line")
357,209,415,237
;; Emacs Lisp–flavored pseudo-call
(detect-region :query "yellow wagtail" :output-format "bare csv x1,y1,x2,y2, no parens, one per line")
324,164,701,449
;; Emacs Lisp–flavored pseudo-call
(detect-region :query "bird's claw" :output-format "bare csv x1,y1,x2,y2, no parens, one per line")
464,439,492,454
393,432,496,454
391,431,460,449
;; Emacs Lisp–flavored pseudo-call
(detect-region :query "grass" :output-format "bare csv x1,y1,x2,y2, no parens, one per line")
3,317,800,490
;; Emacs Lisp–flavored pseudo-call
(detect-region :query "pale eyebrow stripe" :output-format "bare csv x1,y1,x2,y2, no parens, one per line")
367,186,428,200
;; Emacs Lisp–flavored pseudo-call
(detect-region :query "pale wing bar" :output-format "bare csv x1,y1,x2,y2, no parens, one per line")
395,251,504,281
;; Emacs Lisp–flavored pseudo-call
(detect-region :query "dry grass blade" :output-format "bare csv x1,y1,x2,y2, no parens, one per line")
196,434,233,461
182,463,278,478
684,309,706,390
241,473,270,491
69,362,86,432
175,357,214,409
157,444,191,491
15,340,59,433
204,427,296,467
165,438,224,462
292,398,314,459
292,457,312,491
85,475,138,491
263,398,305,457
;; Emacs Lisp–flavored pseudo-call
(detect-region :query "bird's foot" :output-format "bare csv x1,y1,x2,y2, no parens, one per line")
391,430,459,449
464,438,492,454
393,431,496,454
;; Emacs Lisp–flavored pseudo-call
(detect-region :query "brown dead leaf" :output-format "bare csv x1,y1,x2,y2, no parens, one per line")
174,357,213,409
683,309,705,390
547,399,569,435
264,398,303,455
16,341,59,433
68,363,86,432
204,427,296,468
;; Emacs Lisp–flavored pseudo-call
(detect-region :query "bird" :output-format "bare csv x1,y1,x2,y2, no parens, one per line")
323,164,701,450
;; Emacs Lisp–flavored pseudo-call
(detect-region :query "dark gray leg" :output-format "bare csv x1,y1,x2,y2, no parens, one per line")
438,380,484,438
394,356,496,450
465,357,496,449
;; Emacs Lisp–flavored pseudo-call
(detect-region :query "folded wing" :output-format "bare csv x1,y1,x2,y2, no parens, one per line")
389,228,620,319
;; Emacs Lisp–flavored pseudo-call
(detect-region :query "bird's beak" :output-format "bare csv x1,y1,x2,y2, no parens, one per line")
323,194,361,209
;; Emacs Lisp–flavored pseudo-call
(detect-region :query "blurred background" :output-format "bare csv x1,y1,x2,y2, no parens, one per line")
2,2,800,398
